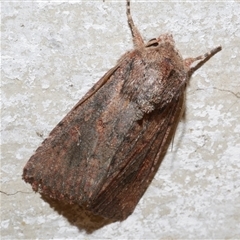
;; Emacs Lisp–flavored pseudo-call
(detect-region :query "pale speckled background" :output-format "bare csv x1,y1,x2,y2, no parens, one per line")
1,1,240,239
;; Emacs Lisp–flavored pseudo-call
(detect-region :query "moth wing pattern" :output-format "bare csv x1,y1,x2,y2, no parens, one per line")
90,92,185,220
23,43,185,220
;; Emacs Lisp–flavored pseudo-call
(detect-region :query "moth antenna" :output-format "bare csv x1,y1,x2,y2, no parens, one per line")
185,46,222,78
126,0,144,48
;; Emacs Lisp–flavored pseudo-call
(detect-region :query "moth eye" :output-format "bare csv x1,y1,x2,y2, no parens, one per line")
146,38,159,47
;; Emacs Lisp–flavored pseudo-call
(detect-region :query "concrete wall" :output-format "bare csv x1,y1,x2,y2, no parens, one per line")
1,1,240,239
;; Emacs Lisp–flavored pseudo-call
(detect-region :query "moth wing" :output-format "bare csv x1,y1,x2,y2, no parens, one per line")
22,59,140,203
90,93,184,220
23,49,184,221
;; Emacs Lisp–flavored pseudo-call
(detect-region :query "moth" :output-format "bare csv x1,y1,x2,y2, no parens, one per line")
23,0,222,221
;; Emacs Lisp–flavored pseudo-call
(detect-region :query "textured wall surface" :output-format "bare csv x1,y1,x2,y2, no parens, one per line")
1,1,240,239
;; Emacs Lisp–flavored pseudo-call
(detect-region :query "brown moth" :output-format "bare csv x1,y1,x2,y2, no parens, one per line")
23,0,222,221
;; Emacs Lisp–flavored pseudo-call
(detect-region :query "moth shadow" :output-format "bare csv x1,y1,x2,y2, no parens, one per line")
41,195,116,233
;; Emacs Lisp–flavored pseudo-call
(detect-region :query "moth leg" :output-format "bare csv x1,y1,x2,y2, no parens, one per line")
126,0,144,48
185,46,222,77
